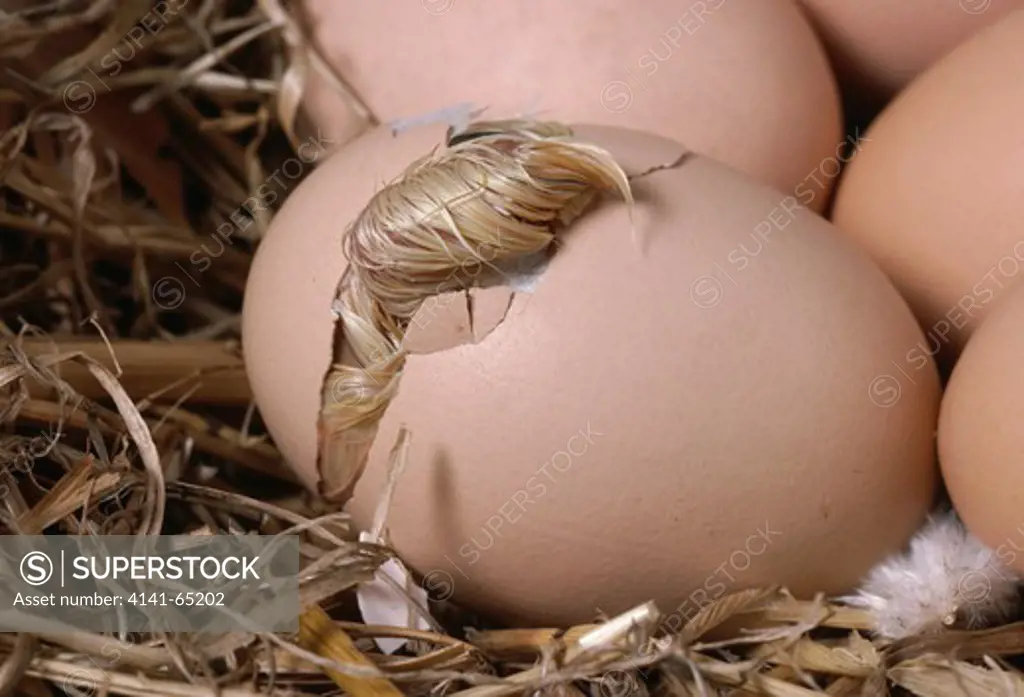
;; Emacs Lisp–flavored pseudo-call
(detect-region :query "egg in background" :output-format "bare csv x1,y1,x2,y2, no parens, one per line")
299,0,842,211
830,9,1024,371
939,283,1024,574
242,121,939,626
798,0,1024,103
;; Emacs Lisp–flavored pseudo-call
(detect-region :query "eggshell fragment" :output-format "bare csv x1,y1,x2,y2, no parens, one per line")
939,283,1024,574
242,122,940,627
301,0,842,210
404,287,517,355
831,10,1024,369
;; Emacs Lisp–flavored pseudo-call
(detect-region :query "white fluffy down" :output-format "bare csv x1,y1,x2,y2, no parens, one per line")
840,511,1021,640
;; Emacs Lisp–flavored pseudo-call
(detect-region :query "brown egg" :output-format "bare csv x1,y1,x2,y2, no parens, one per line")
798,0,1024,97
242,122,939,627
831,10,1024,370
939,283,1024,573
301,0,842,211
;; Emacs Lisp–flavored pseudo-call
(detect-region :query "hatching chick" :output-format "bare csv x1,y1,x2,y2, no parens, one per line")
840,511,1021,640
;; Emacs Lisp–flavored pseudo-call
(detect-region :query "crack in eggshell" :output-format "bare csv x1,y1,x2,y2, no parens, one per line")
399,150,697,356
628,151,695,181
314,121,695,503
403,286,517,355
567,124,693,181
399,154,699,357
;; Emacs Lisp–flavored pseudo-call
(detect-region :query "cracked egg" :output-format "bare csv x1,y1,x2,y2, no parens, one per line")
242,121,939,626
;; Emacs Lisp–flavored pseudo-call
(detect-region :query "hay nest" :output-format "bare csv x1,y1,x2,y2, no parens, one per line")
1,2,1022,695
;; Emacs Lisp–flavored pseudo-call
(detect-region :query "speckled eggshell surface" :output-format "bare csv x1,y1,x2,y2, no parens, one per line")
831,10,1024,368
300,0,842,211
798,0,1024,97
242,123,939,626
939,283,1024,573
